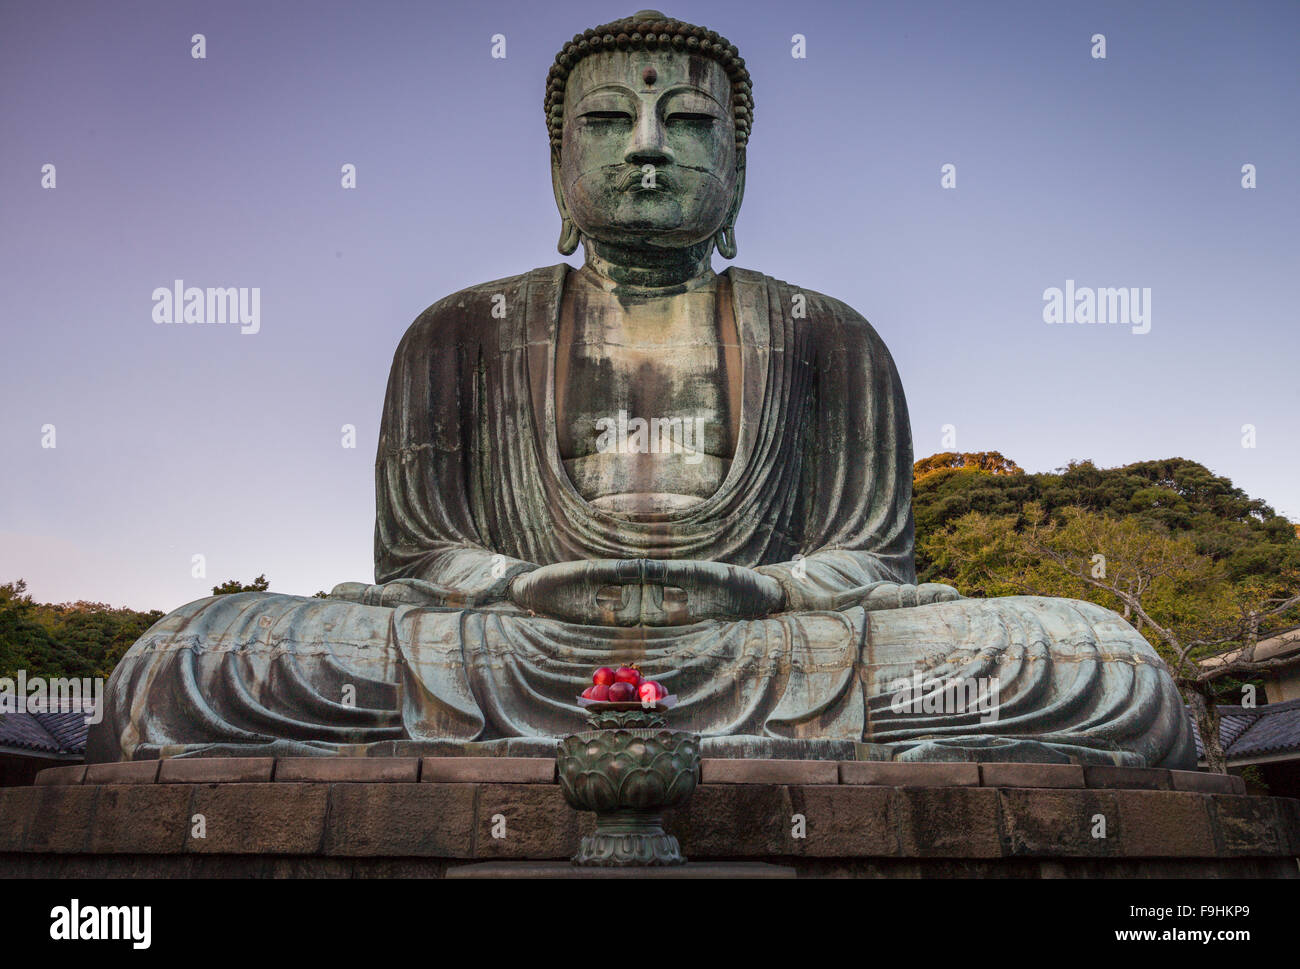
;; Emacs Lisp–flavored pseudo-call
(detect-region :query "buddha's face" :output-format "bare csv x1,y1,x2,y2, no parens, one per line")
558,50,739,251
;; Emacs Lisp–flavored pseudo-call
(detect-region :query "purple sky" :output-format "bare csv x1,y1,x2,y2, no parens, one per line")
3,0,1297,611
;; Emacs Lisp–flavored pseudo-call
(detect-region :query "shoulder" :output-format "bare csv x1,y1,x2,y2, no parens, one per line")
394,265,566,353
727,267,892,352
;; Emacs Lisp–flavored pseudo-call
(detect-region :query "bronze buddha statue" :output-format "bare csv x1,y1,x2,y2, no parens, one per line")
88,11,1195,769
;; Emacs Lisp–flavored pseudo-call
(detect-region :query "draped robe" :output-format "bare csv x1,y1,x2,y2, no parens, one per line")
87,266,1196,768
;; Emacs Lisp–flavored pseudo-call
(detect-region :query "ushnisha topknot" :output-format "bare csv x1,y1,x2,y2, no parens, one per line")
545,9,754,155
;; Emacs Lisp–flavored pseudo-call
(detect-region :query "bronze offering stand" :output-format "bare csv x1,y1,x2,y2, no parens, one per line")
556,697,700,867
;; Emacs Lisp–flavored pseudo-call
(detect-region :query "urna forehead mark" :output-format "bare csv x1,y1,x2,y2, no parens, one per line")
545,11,753,155
565,51,731,110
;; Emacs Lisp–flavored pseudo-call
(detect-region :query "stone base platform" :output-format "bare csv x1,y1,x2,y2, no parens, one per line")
446,861,797,878
1,758,1296,878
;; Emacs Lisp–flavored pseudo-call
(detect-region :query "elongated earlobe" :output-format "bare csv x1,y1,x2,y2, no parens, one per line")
714,160,745,260
558,216,580,255
551,153,580,255
714,224,737,259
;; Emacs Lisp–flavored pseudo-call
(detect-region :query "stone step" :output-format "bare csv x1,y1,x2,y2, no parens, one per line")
36,758,1247,793
445,861,797,878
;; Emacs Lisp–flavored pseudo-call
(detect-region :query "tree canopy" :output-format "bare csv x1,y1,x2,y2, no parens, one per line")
211,574,270,596
1,574,278,681
914,455,1299,588
0,580,165,679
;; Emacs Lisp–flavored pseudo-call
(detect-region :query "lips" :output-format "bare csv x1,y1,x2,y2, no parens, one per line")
618,167,674,192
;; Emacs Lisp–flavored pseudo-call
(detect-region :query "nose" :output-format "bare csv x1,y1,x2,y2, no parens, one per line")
625,108,672,167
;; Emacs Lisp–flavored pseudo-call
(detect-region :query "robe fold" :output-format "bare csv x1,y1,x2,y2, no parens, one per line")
87,266,1196,769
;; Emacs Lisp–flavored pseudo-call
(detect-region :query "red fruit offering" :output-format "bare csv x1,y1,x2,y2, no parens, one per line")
614,665,642,686
637,682,659,704
608,682,636,702
581,686,595,699
643,680,667,700
592,667,616,686
589,684,610,701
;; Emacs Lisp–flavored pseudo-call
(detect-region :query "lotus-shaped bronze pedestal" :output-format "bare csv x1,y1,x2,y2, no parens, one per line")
557,707,700,866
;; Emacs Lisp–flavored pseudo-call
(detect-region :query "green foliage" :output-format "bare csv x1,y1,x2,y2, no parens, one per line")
0,580,164,679
1238,765,1267,790
913,455,1300,588
1,572,290,680
211,574,270,596
914,451,1024,481
0,580,73,679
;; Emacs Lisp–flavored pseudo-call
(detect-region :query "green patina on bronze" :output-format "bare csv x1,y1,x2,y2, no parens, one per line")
544,10,753,154
87,11,1197,772
557,722,700,866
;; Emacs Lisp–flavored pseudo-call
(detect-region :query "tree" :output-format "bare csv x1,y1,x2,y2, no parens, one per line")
913,455,1300,586
30,599,166,677
211,574,270,596
0,580,65,678
914,451,1024,483
922,505,1300,772
913,453,1033,578
0,580,166,680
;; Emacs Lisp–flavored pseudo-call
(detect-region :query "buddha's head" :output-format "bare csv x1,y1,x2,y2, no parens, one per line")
545,11,753,262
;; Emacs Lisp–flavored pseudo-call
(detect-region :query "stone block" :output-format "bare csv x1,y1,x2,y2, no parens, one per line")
1083,765,1172,790
998,789,1119,857
894,787,1003,857
787,785,897,857
85,761,160,785
840,761,979,787
446,861,797,878
980,763,1084,789
700,758,838,785
188,783,328,854
666,784,793,857
159,757,275,784
1111,791,1217,857
1206,794,1284,856
325,783,476,857
0,786,41,851
34,765,86,786
85,785,190,854
474,783,590,859
24,786,101,853
1169,770,1237,794
421,757,556,784
275,757,419,783
1274,797,1300,855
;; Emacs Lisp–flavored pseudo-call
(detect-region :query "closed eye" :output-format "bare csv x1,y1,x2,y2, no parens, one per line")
582,111,633,122
666,113,715,123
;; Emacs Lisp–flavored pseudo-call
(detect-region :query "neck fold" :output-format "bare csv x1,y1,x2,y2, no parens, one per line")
581,239,715,295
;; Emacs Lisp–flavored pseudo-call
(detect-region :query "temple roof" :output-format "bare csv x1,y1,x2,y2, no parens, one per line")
0,708,89,757
1191,697,1300,762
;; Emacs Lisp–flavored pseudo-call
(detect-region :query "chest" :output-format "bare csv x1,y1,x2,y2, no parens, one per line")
554,281,740,461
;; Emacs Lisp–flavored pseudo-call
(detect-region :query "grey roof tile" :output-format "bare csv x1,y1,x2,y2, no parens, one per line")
0,706,92,756
1190,697,1300,760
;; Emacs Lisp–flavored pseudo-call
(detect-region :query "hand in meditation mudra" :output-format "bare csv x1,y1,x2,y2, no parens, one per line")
89,11,1195,768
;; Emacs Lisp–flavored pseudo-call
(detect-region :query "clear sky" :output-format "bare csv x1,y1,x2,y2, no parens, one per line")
2,0,1297,611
